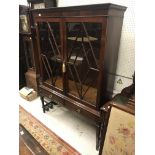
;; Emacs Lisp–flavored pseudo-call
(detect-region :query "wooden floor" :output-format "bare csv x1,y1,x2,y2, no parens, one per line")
19,138,33,155
45,77,97,105
19,124,49,155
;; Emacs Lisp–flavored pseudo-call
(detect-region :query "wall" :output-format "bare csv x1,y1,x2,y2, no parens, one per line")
20,0,27,5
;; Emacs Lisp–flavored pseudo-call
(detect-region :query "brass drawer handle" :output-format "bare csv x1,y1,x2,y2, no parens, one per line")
49,95,52,98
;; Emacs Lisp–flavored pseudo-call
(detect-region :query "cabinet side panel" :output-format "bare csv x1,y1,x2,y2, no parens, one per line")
104,16,124,99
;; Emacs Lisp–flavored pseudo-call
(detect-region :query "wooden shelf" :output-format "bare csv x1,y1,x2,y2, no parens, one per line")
67,36,98,42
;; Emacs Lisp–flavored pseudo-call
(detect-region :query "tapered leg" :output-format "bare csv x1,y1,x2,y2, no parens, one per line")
96,122,101,150
40,96,45,113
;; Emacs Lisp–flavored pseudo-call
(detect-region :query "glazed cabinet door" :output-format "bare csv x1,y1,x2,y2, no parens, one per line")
64,17,106,108
35,18,64,91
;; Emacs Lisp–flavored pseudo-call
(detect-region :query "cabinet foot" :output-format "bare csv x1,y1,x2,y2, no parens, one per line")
40,96,55,113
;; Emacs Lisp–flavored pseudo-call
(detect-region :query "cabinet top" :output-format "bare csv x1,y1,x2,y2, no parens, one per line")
30,3,127,16
31,3,127,18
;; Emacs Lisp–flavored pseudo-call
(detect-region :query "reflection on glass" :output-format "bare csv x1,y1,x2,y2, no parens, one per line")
38,22,63,90
66,22,102,105
20,15,29,32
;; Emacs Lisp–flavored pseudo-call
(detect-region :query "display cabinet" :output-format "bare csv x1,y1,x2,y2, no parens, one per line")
30,3,127,149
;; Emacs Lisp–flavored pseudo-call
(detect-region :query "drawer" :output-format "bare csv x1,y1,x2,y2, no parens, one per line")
63,99,100,122
39,87,64,104
39,86,100,121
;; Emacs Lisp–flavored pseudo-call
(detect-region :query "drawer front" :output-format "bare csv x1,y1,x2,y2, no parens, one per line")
63,99,100,122
39,88,64,105
39,86,100,122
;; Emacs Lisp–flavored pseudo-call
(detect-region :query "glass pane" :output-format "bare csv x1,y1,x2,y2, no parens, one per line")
38,22,63,90
66,22,102,105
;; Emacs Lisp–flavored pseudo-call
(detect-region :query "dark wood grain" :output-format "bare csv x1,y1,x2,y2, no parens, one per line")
29,3,127,150
19,124,49,155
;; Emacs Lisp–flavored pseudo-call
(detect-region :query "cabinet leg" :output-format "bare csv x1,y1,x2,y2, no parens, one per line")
52,101,58,105
40,96,45,113
96,122,101,150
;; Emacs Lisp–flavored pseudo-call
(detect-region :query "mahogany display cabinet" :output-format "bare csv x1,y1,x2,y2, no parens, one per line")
30,3,127,149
